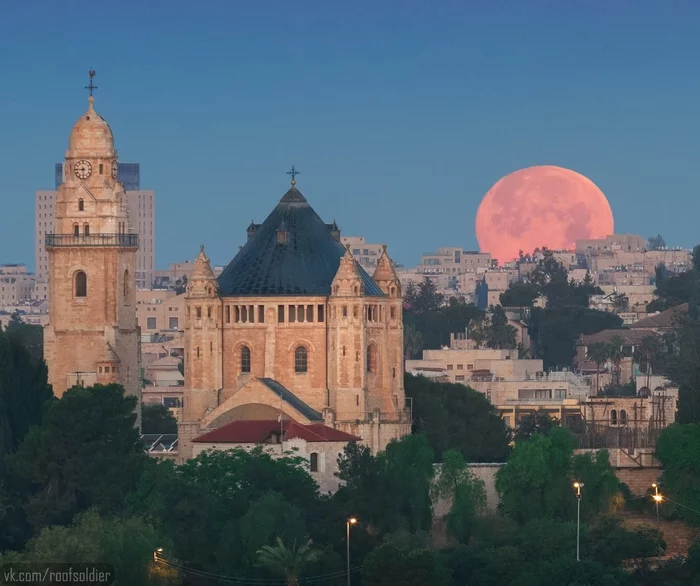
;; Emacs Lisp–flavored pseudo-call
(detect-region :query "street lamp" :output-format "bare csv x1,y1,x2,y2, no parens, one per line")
573,482,584,562
652,483,663,562
153,547,164,565
346,518,357,586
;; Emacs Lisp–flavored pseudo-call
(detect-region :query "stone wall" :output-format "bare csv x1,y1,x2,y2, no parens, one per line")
433,463,504,518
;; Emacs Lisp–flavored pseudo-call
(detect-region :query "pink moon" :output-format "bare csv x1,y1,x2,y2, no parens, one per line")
475,165,615,264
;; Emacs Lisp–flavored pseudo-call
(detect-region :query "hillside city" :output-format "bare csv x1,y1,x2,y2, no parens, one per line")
2,9,700,581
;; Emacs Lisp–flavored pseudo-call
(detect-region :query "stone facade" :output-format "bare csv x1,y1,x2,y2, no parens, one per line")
44,94,140,405
178,187,410,461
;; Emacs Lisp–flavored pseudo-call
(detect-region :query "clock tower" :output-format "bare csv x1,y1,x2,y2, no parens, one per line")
44,75,140,405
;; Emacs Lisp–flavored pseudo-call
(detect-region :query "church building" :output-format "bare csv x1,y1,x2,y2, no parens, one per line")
178,175,411,460
44,79,140,404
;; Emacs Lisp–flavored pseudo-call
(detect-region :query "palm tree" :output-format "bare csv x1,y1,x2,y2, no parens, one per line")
608,336,625,387
587,342,610,396
256,538,319,586
633,335,662,391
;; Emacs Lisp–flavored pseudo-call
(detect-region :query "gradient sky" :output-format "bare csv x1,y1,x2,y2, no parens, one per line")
1,1,699,271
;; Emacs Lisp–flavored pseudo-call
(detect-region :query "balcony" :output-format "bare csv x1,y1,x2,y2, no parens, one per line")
46,233,139,248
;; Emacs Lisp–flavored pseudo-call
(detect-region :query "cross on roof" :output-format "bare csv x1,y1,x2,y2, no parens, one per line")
286,165,300,186
85,70,98,97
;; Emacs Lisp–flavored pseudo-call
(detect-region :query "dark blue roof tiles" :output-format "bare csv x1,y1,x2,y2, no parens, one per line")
217,186,385,297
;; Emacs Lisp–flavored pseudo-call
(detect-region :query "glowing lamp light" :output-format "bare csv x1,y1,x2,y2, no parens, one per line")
349,517,357,525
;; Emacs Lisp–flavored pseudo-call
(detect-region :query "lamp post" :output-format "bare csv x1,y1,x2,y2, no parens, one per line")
573,482,584,562
153,547,163,566
652,483,663,563
346,517,357,586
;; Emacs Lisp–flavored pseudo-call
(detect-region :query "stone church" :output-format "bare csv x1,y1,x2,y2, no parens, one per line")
179,177,411,460
44,81,409,459
44,91,140,404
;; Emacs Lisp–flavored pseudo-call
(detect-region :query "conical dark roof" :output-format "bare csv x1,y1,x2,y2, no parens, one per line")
218,186,384,297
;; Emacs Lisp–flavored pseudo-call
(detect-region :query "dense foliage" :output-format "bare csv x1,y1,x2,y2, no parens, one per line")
403,280,483,357
141,403,178,434
405,373,510,462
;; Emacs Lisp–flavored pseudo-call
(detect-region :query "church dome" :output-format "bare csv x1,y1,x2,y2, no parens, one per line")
66,96,115,159
217,184,385,297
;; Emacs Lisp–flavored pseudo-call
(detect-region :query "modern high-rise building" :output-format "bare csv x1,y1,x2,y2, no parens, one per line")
37,162,155,288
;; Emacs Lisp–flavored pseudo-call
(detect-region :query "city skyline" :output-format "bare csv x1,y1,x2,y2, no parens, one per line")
2,1,700,271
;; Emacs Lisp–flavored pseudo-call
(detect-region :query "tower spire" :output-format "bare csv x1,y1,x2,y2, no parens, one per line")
85,69,98,100
286,165,300,187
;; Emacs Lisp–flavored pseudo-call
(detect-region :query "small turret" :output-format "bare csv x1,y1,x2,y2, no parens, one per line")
372,245,401,297
187,245,218,298
331,246,365,297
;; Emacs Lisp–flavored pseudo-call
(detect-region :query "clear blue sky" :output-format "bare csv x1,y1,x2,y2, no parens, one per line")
1,1,698,270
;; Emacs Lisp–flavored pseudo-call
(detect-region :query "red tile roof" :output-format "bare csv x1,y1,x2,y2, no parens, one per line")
193,420,361,444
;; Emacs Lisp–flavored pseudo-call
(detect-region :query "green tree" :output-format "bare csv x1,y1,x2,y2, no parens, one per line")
256,537,319,586
496,427,577,524
485,305,517,349
130,447,320,574
5,313,44,365
335,435,435,538
608,335,625,386
412,279,443,314
500,281,541,308
588,516,665,569
0,327,53,458
141,403,178,434
361,542,451,586
529,306,622,370
432,450,486,544
403,324,423,359
611,293,630,312
0,509,176,586
587,341,611,396
633,335,663,391
655,424,700,525
514,409,559,442
7,383,146,533
571,450,623,518
405,373,510,462
664,305,700,423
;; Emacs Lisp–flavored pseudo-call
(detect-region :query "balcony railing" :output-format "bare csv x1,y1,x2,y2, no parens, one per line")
46,233,139,248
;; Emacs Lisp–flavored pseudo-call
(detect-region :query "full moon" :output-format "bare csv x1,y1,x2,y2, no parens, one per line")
475,165,614,264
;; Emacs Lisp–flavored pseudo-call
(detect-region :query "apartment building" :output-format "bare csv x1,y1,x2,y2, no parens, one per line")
0,265,36,305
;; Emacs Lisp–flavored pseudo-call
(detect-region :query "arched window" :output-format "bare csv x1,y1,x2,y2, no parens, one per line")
123,269,129,298
73,224,80,237
295,346,308,373
83,224,90,236
74,271,87,297
310,452,319,472
367,344,377,373
620,410,627,425
611,409,618,425
241,346,251,373
78,198,84,211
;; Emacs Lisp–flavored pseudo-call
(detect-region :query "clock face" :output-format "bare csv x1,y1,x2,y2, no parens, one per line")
74,160,92,180
111,160,118,179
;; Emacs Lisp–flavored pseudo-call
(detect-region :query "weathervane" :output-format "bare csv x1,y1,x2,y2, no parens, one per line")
286,165,300,186
85,70,98,97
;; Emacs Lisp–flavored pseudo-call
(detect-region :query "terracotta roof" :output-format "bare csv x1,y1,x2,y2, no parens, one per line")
629,303,688,330
580,329,659,346
193,420,360,443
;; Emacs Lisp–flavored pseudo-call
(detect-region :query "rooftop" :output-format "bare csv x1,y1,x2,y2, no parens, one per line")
217,185,384,297
193,419,361,444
